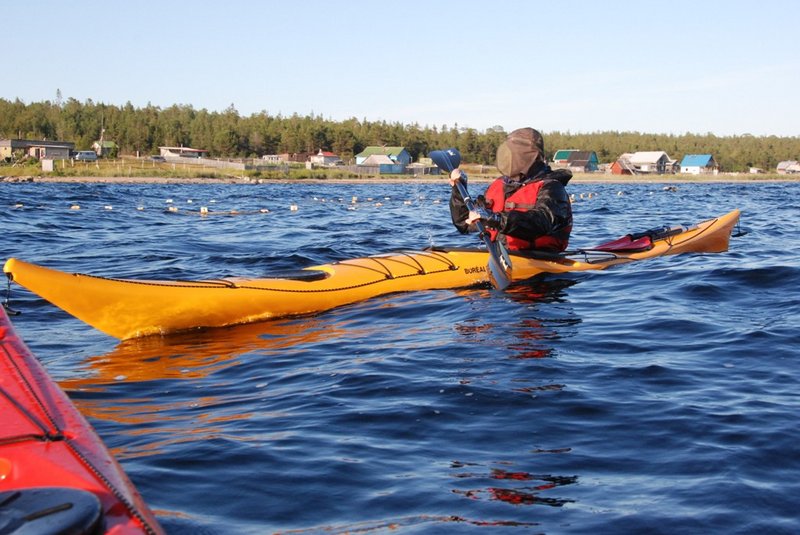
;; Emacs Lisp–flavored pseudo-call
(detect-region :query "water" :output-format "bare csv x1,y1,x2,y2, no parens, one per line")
2,180,799,534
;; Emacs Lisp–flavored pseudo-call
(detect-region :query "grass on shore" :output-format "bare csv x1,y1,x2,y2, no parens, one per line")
0,157,362,181
1,156,794,183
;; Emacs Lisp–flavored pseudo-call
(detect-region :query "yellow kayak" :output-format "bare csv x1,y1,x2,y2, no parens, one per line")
3,209,739,340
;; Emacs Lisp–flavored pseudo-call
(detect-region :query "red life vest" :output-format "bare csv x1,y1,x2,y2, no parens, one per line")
483,178,571,252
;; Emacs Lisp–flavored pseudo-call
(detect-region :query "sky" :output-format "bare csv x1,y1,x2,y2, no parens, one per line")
3,0,799,137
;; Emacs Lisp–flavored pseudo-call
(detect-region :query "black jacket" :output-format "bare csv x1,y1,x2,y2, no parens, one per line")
450,167,573,248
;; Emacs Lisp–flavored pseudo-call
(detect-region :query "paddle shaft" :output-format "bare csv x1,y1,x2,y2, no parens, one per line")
452,172,512,289
427,148,512,289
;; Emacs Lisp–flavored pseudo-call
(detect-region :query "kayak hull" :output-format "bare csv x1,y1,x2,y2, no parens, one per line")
0,307,164,533
4,210,740,340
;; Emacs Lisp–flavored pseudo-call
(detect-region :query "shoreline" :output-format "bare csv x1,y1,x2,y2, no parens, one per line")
2,174,798,185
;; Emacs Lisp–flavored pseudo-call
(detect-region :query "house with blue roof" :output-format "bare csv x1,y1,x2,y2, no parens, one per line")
680,154,719,175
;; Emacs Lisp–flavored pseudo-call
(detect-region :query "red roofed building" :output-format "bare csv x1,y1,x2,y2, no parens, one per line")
310,149,342,166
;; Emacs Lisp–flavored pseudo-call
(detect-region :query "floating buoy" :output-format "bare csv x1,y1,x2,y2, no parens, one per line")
104,205,113,210
168,206,178,212
351,196,358,204
136,206,145,211
259,208,270,213
290,204,299,211
200,206,209,214
70,204,80,210
14,203,23,208
166,199,173,204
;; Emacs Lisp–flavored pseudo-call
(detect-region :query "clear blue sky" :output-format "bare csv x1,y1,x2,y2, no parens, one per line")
3,0,798,136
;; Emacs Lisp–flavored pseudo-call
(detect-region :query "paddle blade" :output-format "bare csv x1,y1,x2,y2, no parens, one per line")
428,148,461,172
487,242,512,290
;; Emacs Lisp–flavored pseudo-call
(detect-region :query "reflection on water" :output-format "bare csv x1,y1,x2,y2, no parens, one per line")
450,461,577,507
61,316,365,387
272,514,539,533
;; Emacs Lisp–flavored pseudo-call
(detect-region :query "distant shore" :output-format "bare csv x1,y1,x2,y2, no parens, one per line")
2,173,798,185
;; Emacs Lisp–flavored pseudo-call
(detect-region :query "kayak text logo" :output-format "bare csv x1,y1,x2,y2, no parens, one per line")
464,265,487,275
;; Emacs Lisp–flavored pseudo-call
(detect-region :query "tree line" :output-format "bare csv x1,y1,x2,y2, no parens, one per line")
2,97,798,172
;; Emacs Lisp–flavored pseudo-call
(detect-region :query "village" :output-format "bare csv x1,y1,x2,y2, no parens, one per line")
2,137,799,177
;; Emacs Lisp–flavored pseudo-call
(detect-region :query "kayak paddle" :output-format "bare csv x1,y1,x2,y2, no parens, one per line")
429,148,512,290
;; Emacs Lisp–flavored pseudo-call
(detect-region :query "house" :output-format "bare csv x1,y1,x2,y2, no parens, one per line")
564,150,599,172
553,149,599,172
552,149,579,166
680,154,719,175
355,146,411,166
277,152,311,163
92,140,118,158
611,153,635,175
777,160,800,174
0,139,75,161
309,149,342,166
361,154,395,166
159,146,210,159
628,151,675,174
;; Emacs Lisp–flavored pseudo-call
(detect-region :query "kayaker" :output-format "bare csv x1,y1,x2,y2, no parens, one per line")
449,127,573,252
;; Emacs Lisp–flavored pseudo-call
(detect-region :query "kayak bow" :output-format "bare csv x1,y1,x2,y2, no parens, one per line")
3,210,740,340
0,307,164,534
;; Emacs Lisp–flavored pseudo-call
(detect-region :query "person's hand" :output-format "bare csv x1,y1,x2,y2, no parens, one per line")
448,169,463,187
466,210,501,229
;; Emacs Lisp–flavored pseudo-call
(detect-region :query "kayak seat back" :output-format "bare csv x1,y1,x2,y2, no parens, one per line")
591,235,654,253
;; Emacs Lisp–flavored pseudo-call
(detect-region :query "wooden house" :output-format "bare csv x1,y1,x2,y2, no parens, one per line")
356,146,411,166
1,139,74,161
552,149,599,172
278,152,311,163
565,151,599,172
92,140,118,158
611,153,635,175
628,151,675,174
680,154,719,175
309,149,342,166
159,146,210,159
777,160,800,174
552,149,579,166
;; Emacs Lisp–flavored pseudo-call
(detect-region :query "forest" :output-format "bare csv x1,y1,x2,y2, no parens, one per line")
2,97,798,172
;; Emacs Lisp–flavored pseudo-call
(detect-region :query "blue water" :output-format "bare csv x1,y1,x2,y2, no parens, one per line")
2,180,799,534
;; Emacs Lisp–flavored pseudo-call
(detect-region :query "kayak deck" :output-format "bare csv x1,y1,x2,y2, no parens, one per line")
3,209,740,340
0,307,164,534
